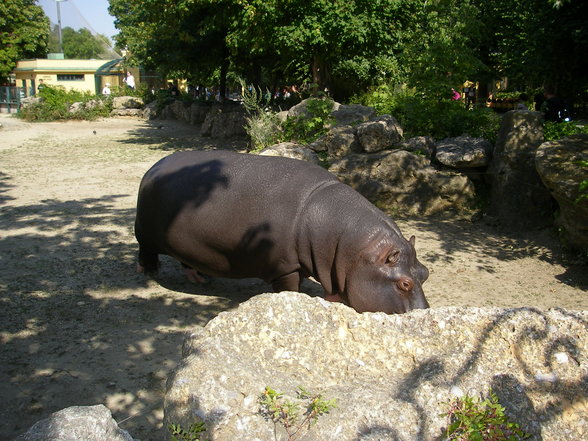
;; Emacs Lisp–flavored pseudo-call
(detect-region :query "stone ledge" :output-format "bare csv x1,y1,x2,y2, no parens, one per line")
165,292,588,441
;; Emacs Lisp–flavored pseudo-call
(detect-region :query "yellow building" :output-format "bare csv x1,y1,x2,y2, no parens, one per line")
13,58,137,96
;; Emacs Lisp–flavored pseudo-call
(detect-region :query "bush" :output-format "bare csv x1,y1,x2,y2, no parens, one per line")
353,85,501,142
543,120,588,141
281,98,335,144
17,85,111,121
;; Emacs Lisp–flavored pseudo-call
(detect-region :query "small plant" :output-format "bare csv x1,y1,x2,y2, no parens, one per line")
239,79,282,151
259,386,337,441
442,390,530,441
168,422,207,441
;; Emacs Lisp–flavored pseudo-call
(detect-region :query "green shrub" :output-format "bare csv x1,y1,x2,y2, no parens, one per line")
239,80,283,151
17,85,111,121
281,98,335,144
443,390,530,441
543,121,588,141
353,85,501,142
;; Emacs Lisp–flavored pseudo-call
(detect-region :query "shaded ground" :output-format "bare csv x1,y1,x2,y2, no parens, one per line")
0,114,586,441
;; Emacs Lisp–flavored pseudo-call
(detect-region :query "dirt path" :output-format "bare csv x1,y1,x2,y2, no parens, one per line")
0,114,586,441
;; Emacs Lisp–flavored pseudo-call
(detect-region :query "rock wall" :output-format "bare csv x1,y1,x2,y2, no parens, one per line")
165,292,588,441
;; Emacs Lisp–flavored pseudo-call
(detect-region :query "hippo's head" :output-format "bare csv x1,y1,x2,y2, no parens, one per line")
343,234,429,314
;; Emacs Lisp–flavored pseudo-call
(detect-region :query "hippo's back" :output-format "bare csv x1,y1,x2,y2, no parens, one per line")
135,150,338,280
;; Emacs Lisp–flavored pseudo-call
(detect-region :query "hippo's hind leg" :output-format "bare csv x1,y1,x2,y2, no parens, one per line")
137,244,160,275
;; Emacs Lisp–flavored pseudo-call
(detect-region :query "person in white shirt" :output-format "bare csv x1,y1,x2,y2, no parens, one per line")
124,72,135,90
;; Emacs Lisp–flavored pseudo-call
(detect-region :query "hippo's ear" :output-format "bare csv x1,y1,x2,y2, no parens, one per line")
409,235,416,247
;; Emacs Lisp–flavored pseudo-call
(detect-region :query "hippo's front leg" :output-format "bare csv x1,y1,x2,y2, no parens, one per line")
271,272,302,293
181,263,206,284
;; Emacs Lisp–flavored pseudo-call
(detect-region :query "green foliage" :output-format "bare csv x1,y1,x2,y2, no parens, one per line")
239,79,282,151
17,85,111,122
281,98,335,144
354,85,500,141
477,0,588,96
108,0,588,102
169,422,207,441
61,27,106,59
48,25,114,59
443,390,530,441
575,160,588,203
0,0,50,83
543,121,588,141
259,386,337,441
241,81,335,151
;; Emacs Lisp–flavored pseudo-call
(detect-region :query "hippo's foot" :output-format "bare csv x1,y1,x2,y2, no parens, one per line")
137,261,160,275
324,293,344,303
138,248,160,275
183,266,206,284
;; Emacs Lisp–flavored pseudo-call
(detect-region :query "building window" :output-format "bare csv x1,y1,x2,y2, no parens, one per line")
57,74,85,81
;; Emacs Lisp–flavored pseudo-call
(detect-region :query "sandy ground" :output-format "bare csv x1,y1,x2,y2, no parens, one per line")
0,114,586,441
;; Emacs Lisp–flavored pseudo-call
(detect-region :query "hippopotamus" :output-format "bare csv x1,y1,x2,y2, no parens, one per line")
135,150,429,314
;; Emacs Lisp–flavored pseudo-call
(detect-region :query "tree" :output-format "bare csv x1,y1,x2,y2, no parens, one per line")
62,27,105,59
474,0,588,98
48,26,113,59
396,0,488,99
231,0,419,99
109,0,238,96
0,0,49,84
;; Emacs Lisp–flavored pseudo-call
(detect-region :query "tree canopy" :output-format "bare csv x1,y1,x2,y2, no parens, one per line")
48,26,113,59
0,0,49,84
109,0,588,101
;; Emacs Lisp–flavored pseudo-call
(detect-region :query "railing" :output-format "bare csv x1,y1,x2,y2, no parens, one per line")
0,86,24,113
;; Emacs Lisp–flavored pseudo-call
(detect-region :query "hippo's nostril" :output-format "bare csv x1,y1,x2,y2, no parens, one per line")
397,277,414,292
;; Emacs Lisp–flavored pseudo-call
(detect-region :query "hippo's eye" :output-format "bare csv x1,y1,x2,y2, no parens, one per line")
386,250,400,265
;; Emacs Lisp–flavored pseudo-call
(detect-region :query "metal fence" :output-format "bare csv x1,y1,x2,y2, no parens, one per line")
0,87,24,113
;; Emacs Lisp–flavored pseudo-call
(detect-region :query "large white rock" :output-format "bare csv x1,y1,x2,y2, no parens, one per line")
165,292,588,441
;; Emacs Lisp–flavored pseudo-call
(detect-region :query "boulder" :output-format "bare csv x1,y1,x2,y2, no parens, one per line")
110,108,143,118
13,405,136,441
398,136,436,160
19,96,42,108
535,134,588,252
309,126,360,158
189,103,209,125
112,96,144,110
330,104,376,127
287,98,339,119
165,292,588,441
356,115,403,153
487,110,553,229
67,102,85,114
142,101,158,120
329,150,475,215
200,105,247,138
259,142,320,164
168,100,191,123
435,135,493,168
